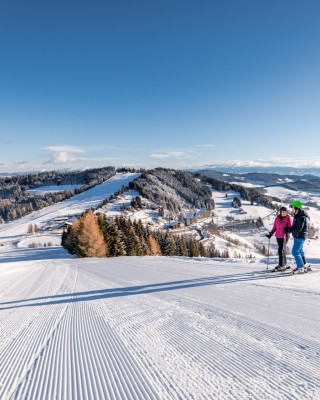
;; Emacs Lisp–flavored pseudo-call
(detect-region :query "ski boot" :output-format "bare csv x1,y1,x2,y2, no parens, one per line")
304,265,312,273
271,265,287,273
292,267,305,274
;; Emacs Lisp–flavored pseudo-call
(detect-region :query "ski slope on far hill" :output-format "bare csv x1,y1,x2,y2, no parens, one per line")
1,256,320,399
0,172,140,242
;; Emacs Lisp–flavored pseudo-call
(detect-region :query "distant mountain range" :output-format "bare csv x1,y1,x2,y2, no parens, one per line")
197,169,320,192
193,165,320,177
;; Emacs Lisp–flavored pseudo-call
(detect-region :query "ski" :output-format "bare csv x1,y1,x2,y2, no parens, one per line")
270,265,292,273
258,266,292,274
292,265,313,275
254,267,293,275
254,265,316,276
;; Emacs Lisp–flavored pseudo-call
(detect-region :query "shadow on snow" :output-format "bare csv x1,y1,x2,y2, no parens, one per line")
0,246,72,263
0,270,293,310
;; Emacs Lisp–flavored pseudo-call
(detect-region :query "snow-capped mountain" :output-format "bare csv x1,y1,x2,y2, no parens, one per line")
195,163,320,177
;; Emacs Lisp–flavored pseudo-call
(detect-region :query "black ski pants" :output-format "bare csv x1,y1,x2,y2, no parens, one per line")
276,238,287,267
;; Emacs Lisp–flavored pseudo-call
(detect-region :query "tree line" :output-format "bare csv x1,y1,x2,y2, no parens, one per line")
62,210,224,259
0,167,115,223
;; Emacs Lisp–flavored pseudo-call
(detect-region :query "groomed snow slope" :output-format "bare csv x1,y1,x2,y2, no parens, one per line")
1,256,320,400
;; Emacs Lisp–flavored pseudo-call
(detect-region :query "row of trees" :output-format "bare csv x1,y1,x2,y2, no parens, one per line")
0,167,115,222
0,191,74,222
62,210,224,259
0,167,116,194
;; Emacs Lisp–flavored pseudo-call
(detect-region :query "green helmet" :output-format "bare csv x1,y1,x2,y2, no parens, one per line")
290,200,302,209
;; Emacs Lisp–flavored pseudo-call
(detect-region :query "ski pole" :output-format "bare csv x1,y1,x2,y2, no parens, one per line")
266,238,270,270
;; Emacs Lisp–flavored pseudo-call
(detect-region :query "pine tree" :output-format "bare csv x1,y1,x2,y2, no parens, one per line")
136,235,148,256
176,236,188,257
162,233,176,256
207,244,218,258
187,238,200,257
199,242,207,257
62,219,81,254
97,213,110,256
124,225,140,256
106,220,126,257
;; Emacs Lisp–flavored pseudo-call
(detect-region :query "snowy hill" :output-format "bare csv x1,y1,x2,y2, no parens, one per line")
0,172,140,242
1,171,320,399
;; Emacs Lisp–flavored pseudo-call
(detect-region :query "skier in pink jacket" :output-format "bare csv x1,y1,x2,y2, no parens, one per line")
266,206,292,271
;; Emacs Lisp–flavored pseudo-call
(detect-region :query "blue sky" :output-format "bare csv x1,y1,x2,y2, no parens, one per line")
1,0,320,172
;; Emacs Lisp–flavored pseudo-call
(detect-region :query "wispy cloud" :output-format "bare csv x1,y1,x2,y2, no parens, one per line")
45,153,82,164
150,153,171,159
88,145,118,150
43,145,121,166
81,157,119,162
15,161,29,165
169,151,186,157
44,145,86,165
195,144,214,148
0,161,45,174
201,157,320,169
150,149,197,160
45,145,85,154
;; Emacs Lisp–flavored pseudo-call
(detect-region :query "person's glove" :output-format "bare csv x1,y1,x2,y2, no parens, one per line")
283,227,289,233
265,233,272,239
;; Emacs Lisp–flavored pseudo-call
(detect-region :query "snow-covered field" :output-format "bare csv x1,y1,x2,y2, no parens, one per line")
211,189,273,222
1,256,320,399
1,172,320,399
263,185,320,208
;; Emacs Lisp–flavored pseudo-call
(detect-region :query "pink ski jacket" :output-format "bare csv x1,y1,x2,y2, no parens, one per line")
271,215,292,239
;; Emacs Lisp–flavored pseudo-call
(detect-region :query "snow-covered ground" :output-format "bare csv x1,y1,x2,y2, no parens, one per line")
263,185,320,208
17,235,62,248
97,190,159,224
1,256,320,399
262,185,297,201
1,172,320,399
211,189,273,222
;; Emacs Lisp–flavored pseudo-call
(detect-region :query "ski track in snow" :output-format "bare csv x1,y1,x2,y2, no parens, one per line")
1,172,320,399
1,258,320,400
